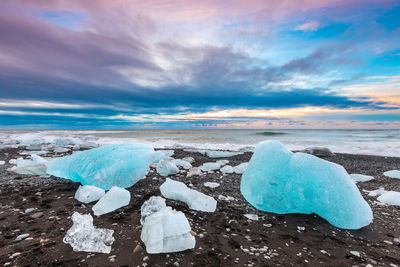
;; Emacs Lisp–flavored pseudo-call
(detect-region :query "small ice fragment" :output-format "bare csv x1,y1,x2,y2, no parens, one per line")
187,167,203,177
157,160,179,176
182,157,194,163
14,234,29,242
216,160,229,166
63,212,114,253
75,185,105,204
92,187,130,216
350,251,360,257
350,174,374,183
206,151,243,158
53,147,69,153
383,170,400,179
10,155,48,176
232,162,248,174
377,191,400,206
199,162,221,172
368,188,386,197
160,178,217,212
171,159,192,170
244,214,258,220
0,160,5,165
25,208,35,214
54,139,75,146
218,195,235,201
204,182,220,188
140,196,195,254
220,165,233,174
9,159,17,164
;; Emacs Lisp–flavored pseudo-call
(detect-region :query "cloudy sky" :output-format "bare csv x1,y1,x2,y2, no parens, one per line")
1,0,400,129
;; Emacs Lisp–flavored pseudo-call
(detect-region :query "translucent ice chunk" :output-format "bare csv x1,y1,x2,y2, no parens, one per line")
232,162,248,174
199,162,221,172
157,160,179,176
240,141,373,230
220,165,233,174
206,151,243,158
92,187,131,216
171,159,192,170
383,170,400,179
75,185,105,204
10,155,48,176
350,174,374,183
46,143,156,190
63,212,114,253
140,197,195,254
204,182,220,188
160,178,217,212
186,167,203,177
377,191,400,206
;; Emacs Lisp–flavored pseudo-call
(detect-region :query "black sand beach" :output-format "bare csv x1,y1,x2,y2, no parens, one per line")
0,147,399,266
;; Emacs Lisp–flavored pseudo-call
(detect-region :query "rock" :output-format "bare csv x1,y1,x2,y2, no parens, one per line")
31,212,44,219
134,244,143,253
14,233,29,242
303,147,334,156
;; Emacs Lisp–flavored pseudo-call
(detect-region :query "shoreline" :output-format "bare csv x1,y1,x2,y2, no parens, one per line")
0,147,399,266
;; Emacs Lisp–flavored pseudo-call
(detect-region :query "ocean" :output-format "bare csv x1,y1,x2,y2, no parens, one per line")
0,129,399,157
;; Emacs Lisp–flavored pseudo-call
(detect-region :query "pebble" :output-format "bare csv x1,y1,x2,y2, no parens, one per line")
143,256,149,261
14,233,29,242
173,262,180,267
350,251,360,257
31,212,44,219
11,252,21,257
134,245,143,253
383,240,393,245
25,208,35,214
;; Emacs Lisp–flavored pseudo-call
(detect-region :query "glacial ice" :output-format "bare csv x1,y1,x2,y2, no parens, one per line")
199,162,222,172
157,160,179,176
367,188,386,197
206,151,243,158
92,187,131,216
244,214,259,221
152,150,175,163
63,212,114,253
10,155,48,176
160,178,217,212
220,165,233,174
53,147,69,153
140,196,195,254
54,138,75,146
240,140,373,230
186,167,203,177
232,162,248,174
350,174,374,183
171,159,192,169
182,157,195,163
46,143,156,190
75,185,105,204
0,160,4,165
204,182,220,188
383,170,400,179
377,191,400,206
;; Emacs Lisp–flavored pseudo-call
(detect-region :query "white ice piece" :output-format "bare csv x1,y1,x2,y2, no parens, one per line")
10,155,48,176
383,170,400,179
53,147,69,153
367,188,386,197
240,140,373,230
160,178,217,212
204,182,220,188
377,191,400,206
172,159,192,170
63,212,114,253
75,185,105,204
157,160,179,176
244,214,259,221
182,157,195,163
0,160,5,165
232,162,248,174
220,165,233,174
186,167,203,177
350,174,374,183
92,187,130,216
199,162,221,172
205,151,243,158
140,196,195,254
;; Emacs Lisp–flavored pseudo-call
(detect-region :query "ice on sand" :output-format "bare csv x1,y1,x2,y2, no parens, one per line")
204,182,220,188
46,143,156,190
206,151,243,158
160,178,217,212
187,167,203,177
377,191,400,206
350,174,374,183
220,165,233,174
140,196,195,254
92,187,130,216
171,159,192,169
157,160,179,176
75,185,105,204
63,212,114,253
232,162,248,174
383,170,400,179
240,140,373,230
10,155,48,176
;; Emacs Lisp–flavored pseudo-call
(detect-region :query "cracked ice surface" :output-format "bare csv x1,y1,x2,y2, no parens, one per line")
63,212,114,253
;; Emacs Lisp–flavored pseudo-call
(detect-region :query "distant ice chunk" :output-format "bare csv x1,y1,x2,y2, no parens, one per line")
218,195,235,201
206,151,243,158
157,160,179,176
220,165,233,174
92,187,131,216
368,188,386,197
160,178,217,212
350,174,374,183
232,162,248,174
46,143,156,190
186,167,203,177
240,140,373,230
75,185,105,204
140,196,195,254
0,160,4,165
172,159,192,170
10,155,48,176
54,139,75,146
383,170,400,179
182,157,195,163
63,212,114,253
53,147,69,153
204,182,220,188
199,162,222,172
152,150,175,163
9,159,17,165
377,191,400,206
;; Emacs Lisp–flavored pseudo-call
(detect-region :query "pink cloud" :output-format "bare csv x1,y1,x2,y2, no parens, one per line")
294,20,320,31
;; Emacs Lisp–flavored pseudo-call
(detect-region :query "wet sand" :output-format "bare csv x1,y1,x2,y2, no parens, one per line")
0,147,399,266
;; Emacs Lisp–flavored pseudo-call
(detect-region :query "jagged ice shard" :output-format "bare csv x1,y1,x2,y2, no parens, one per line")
63,212,114,253
140,196,195,254
92,186,131,216
46,143,156,190
240,141,373,230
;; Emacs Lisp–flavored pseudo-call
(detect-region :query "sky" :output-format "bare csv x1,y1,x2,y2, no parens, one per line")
1,0,400,129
